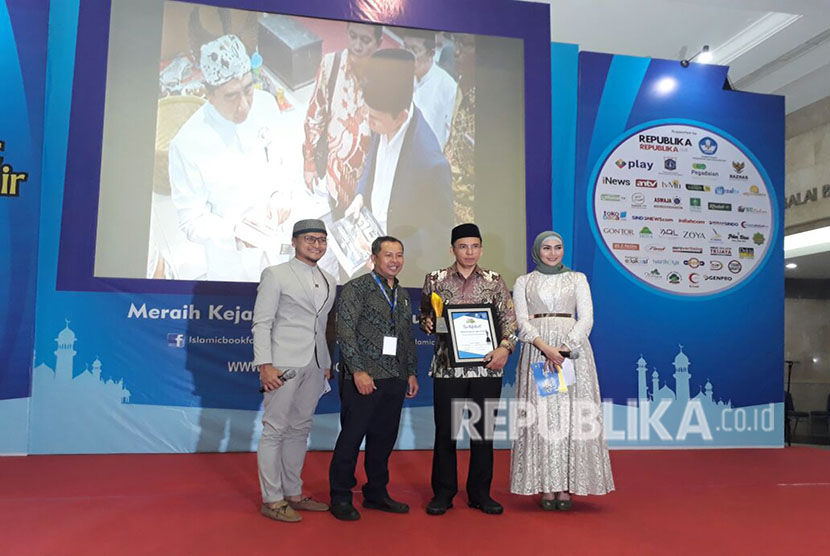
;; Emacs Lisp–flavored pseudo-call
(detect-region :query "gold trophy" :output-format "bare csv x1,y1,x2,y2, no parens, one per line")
430,292,448,334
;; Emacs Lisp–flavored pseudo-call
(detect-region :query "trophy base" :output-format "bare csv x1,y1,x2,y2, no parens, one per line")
435,318,448,334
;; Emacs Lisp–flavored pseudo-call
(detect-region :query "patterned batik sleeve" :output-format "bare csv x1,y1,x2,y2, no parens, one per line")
494,275,519,352
301,55,331,174
418,272,436,333
335,279,366,375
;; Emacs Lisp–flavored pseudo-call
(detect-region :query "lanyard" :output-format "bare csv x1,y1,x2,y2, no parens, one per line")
372,272,398,326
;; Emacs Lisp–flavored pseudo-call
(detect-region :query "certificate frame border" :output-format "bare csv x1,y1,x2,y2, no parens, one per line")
445,303,500,368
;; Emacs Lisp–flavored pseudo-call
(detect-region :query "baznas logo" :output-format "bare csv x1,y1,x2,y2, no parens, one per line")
699,137,718,155
616,158,626,168
732,161,745,174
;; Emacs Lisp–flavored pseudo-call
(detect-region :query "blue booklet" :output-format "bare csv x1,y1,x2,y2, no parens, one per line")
531,361,563,397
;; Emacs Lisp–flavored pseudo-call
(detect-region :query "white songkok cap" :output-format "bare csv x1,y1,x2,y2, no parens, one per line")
200,34,251,87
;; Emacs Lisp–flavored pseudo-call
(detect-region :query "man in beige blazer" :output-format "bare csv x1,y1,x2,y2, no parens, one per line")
252,219,337,522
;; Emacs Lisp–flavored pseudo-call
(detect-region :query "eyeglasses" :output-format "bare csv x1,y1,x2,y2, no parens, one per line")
302,235,327,245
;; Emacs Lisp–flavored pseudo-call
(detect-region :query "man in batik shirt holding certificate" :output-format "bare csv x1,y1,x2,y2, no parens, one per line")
419,223,518,516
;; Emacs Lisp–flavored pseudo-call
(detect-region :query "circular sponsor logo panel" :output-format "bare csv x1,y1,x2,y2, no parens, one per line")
593,123,774,296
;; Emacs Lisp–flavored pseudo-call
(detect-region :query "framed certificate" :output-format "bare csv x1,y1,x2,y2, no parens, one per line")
445,304,501,367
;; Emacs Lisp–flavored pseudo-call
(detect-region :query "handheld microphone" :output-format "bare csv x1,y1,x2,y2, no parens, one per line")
559,350,580,360
259,369,297,393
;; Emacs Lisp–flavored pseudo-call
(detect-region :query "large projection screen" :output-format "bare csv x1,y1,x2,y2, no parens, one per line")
93,0,526,287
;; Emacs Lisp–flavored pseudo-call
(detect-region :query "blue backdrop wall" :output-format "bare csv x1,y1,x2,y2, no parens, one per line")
0,0,48,454
574,52,784,446
0,2,784,454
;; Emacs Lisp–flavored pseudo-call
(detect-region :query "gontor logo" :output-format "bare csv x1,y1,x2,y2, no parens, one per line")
0,141,29,197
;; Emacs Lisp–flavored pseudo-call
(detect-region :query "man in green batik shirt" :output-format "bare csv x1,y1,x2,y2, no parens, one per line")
329,236,419,521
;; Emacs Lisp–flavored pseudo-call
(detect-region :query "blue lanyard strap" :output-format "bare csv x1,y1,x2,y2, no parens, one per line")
372,272,398,324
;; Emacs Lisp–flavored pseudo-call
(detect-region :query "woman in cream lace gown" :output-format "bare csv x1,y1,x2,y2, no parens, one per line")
510,231,614,510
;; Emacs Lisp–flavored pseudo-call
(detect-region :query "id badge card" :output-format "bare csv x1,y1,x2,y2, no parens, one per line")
382,336,398,356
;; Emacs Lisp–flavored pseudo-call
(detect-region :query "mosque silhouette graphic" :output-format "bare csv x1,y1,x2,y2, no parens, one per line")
635,345,731,412
32,321,131,404
20,322,779,452
600,344,780,447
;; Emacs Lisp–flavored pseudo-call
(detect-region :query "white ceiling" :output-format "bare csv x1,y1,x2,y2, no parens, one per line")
526,0,830,113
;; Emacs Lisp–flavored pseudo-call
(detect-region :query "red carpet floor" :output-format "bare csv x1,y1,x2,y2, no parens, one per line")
1,448,828,555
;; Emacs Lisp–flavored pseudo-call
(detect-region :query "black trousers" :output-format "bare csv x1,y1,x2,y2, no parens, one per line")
329,376,407,504
431,377,502,503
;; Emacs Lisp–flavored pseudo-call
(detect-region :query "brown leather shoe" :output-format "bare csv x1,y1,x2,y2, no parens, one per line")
288,496,329,512
261,501,302,522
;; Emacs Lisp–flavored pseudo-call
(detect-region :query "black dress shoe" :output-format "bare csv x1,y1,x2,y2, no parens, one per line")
468,497,504,515
362,496,409,514
330,502,361,521
426,497,454,516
